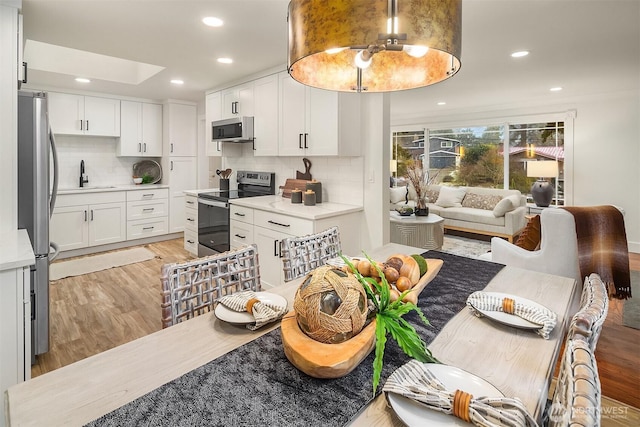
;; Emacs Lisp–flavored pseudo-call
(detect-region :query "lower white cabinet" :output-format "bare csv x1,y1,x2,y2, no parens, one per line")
167,157,197,233
126,188,169,240
50,192,127,251
183,194,198,255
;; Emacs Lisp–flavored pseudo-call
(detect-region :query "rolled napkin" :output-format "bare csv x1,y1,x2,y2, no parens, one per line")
466,291,557,339
383,360,538,427
217,291,288,331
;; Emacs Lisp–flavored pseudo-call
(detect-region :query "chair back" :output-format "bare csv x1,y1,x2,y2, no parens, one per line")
569,273,609,351
160,244,261,328
281,226,342,282
548,337,601,427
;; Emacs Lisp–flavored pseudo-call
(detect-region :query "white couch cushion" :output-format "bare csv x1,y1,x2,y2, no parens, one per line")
390,186,408,204
435,186,467,208
439,207,506,227
492,195,521,217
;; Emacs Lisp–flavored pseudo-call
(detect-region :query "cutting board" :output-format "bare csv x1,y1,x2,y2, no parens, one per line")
280,178,311,198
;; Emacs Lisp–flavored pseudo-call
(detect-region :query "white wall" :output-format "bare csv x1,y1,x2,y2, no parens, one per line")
391,90,640,253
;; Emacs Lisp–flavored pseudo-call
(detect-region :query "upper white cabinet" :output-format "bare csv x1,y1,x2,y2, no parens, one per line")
221,81,254,119
278,72,361,157
164,102,197,156
117,101,162,157
205,91,242,157
253,74,279,157
48,92,120,137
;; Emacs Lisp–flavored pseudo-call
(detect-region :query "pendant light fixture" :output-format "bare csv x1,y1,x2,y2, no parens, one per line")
287,0,462,93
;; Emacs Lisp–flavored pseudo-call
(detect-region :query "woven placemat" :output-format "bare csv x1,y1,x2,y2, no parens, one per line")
86,251,504,427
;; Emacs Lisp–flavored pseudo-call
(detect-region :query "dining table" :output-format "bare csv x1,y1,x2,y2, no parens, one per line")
5,243,579,427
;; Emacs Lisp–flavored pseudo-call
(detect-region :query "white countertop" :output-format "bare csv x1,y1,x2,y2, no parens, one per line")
0,229,35,272
57,184,169,195
230,195,363,220
184,188,219,196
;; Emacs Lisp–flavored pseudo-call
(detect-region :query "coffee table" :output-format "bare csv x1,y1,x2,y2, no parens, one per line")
389,211,445,250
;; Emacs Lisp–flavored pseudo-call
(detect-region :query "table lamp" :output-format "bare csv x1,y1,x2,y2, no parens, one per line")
527,160,558,207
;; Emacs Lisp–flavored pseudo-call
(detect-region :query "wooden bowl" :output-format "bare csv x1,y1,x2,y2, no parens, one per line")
280,258,443,378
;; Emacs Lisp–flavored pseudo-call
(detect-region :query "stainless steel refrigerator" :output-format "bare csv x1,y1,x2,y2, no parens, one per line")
17,91,59,361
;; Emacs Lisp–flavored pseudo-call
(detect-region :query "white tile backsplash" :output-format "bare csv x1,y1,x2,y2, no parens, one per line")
54,135,157,189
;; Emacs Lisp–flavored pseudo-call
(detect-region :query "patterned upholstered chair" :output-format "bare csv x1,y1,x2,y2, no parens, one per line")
281,226,342,282
548,337,602,427
160,244,261,328
568,273,609,351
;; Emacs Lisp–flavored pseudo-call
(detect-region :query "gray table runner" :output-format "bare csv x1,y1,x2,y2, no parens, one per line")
87,251,504,427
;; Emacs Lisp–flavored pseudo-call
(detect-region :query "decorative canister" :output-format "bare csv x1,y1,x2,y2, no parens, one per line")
220,179,230,191
303,190,316,206
291,189,303,204
305,180,322,203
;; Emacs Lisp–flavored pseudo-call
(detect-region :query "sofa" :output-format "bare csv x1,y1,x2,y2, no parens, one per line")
390,184,527,242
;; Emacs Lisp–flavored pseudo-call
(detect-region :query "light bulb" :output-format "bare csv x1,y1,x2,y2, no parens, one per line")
325,47,347,54
354,50,372,69
404,45,429,58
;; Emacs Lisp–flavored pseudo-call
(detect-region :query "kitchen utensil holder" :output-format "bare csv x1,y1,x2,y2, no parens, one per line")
220,179,230,191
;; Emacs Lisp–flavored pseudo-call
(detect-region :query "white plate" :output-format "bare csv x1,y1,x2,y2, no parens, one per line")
387,363,503,426
214,292,288,325
471,292,549,330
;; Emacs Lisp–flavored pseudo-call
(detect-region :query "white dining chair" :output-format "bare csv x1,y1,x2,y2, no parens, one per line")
160,244,261,328
547,336,601,427
280,226,342,282
568,273,609,351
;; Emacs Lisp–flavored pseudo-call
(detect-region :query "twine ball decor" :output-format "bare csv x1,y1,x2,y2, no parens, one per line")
294,265,368,344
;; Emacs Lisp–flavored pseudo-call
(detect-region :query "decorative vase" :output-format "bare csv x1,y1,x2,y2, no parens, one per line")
414,197,429,216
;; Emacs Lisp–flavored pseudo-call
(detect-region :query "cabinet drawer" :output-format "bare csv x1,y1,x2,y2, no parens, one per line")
184,206,198,232
56,191,125,207
126,188,168,201
126,199,168,220
253,210,313,237
126,217,168,240
185,195,198,210
230,220,254,249
230,205,254,225
184,229,198,255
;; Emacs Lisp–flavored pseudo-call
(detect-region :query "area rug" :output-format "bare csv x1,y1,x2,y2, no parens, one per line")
50,247,156,280
441,235,491,259
622,270,640,329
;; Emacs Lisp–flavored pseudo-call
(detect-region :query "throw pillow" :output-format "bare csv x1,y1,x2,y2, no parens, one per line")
462,192,503,210
435,186,467,208
492,195,520,217
514,215,542,251
390,186,408,204
426,187,440,204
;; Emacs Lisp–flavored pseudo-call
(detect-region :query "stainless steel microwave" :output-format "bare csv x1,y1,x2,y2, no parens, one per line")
211,116,254,142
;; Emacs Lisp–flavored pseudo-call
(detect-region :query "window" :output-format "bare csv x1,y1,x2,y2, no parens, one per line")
440,141,453,148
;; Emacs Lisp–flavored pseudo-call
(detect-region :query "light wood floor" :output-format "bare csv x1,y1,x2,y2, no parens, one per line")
32,239,640,425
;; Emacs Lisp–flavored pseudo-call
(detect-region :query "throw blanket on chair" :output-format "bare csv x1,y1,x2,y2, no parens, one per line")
562,205,631,299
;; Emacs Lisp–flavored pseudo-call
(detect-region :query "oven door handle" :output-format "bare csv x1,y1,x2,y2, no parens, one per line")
198,198,229,209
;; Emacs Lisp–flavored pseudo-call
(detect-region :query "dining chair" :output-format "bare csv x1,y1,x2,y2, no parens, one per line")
547,336,601,427
280,226,342,282
568,273,609,351
160,244,261,328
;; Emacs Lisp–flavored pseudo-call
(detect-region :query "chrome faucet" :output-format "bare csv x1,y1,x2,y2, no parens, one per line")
80,160,89,187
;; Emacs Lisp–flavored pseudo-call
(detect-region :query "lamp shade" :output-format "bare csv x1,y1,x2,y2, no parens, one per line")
527,160,558,178
287,0,462,93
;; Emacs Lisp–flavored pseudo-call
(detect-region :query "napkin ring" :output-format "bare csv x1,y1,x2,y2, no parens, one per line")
453,389,473,422
246,298,260,313
502,297,515,314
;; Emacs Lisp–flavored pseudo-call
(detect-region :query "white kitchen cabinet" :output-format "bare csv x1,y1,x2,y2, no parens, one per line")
221,81,254,119
183,194,198,255
48,92,120,137
50,192,126,251
205,91,242,157
164,102,197,156
166,157,197,233
253,226,288,288
117,101,162,157
278,72,361,157
125,188,169,240
253,74,279,156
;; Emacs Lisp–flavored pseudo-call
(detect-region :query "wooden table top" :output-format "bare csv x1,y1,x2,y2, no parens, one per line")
5,243,578,426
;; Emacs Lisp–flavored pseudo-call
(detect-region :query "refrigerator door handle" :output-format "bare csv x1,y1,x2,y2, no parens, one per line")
48,126,59,217
49,241,60,262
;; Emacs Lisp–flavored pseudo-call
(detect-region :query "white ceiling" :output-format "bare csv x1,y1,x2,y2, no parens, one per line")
21,0,640,121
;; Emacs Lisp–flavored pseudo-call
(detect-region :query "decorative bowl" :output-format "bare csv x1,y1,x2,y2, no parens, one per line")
395,207,414,216
133,177,143,184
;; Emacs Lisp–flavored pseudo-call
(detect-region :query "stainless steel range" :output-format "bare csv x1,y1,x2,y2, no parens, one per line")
197,170,275,256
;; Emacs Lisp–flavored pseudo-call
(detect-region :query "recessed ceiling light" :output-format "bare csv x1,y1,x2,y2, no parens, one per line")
202,17,223,27
75,77,90,83
170,79,184,85
511,51,529,58
437,101,446,106
550,87,563,92
217,57,233,64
